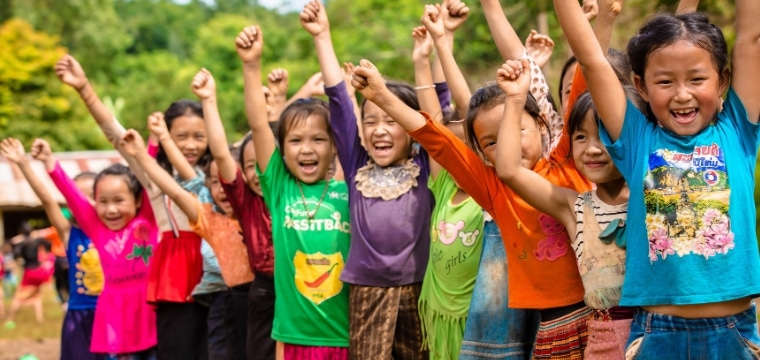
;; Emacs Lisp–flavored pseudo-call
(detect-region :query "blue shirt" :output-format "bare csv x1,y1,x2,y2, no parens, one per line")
600,88,760,306
67,226,102,310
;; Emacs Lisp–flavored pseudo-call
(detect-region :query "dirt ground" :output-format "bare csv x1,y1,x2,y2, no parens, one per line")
0,338,59,360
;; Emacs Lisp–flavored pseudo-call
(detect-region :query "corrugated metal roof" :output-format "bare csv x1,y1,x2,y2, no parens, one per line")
0,151,124,208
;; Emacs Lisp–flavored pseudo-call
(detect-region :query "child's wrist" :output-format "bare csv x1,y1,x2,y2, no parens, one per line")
76,81,90,93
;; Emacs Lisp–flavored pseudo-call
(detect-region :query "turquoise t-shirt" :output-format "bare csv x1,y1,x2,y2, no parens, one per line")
419,169,484,359
600,88,760,306
258,147,350,347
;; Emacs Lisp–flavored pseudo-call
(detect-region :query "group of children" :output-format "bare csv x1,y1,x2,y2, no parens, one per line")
3,0,760,359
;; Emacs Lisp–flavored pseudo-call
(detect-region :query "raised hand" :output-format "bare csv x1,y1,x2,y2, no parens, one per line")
30,138,53,163
300,0,330,37
119,129,147,158
54,55,89,90
351,59,388,102
412,26,434,63
582,0,599,21
442,0,470,34
496,58,531,98
146,112,169,141
267,68,289,99
421,4,446,40
343,62,357,97
235,25,264,66
0,138,26,164
601,0,623,17
524,30,555,69
302,72,325,97
191,68,217,101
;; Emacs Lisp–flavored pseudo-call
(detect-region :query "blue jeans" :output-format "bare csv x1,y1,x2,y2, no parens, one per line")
459,218,540,359
626,304,760,359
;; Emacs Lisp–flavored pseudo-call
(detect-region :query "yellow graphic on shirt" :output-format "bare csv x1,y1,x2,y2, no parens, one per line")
75,245,104,295
294,251,344,305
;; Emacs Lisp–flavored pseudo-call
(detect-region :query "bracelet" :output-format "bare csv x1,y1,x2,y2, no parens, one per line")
414,84,436,90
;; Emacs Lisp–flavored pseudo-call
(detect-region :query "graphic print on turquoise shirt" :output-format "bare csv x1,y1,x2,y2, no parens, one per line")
644,143,732,262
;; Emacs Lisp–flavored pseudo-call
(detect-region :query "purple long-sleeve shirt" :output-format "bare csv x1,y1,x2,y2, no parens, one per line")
327,82,433,287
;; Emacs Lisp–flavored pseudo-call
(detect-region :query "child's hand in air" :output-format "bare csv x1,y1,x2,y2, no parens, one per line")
343,62,357,97
119,129,147,158
583,0,599,21
300,0,329,37
601,0,623,17
496,59,531,98
267,68,289,100
412,26,434,63
421,4,446,41
351,59,388,103
442,0,470,34
146,112,169,141
30,138,53,163
0,138,26,164
54,55,89,90
191,68,217,101
524,30,555,69
235,25,264,66
302,72,325,97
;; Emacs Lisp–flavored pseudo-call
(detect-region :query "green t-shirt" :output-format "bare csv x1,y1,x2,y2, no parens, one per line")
419,169,484,358
258,148,350,347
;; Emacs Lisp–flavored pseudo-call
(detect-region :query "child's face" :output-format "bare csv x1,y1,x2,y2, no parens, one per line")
207,161,234,216
283,115,334,184
242,141,263,197
473,104,544,170
75,177,95,202
362,100,412,167
635,40,727,136
95,175,140,231
572,110,622,184
561,62,578,116
169,114,208,167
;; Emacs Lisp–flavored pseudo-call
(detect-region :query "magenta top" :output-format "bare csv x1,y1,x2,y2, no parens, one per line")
49,161,158,354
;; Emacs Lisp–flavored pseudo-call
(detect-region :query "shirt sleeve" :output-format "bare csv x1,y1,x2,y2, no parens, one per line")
220,168,249,222
410,114,498,213
325,81,368,179
189,199,212,243
599,98,647,180
435,81,452,112
178,169,212,204
48,161,103,244
723,88,760,154
257,147,288,210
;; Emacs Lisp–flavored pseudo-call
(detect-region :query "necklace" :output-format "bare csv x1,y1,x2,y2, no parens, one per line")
296,178,331,220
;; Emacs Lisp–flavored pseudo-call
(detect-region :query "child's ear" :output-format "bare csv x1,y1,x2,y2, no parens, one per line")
718,67,731,95
633,74,650,103
135,195,143,210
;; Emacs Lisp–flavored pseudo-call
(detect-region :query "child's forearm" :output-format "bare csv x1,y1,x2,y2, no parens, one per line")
18,159,70,238
480,0,526,61
157,131,197,182
203,97,237,183
313,33,343,87
415,57,443,122
374,90,428,133
675,0,698,14
432,39,471,118
134,151,199,222
243,64,277,173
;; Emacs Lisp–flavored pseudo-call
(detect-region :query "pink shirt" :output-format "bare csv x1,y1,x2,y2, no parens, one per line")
49,161,158,354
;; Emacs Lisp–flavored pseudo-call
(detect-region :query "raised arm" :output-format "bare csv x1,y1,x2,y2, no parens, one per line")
423,4,472,119
524,30,555,69
353,60,428,133
120,128,199,223
675,0,698,14
146,111,196,181
1,139,71,240
301,0,342,87
554,0,626,140
593,0,623,56
236,25,277,173
412,26,443,122
733,0,760,123
494,60,576,226
191,69,237,183
266,68,289,124
480,0,526,61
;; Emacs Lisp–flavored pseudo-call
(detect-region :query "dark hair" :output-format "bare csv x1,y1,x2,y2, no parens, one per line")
157,100,212,175
607,48,633,87
441,109,461,127
567,92,599,141
276,98,332,151
558,55,578,104
464,82,547,156
238,133,253,167
94,163,144,202
627,12,728,119
73,171,97,182
18,221,33,237
361,80,420,119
